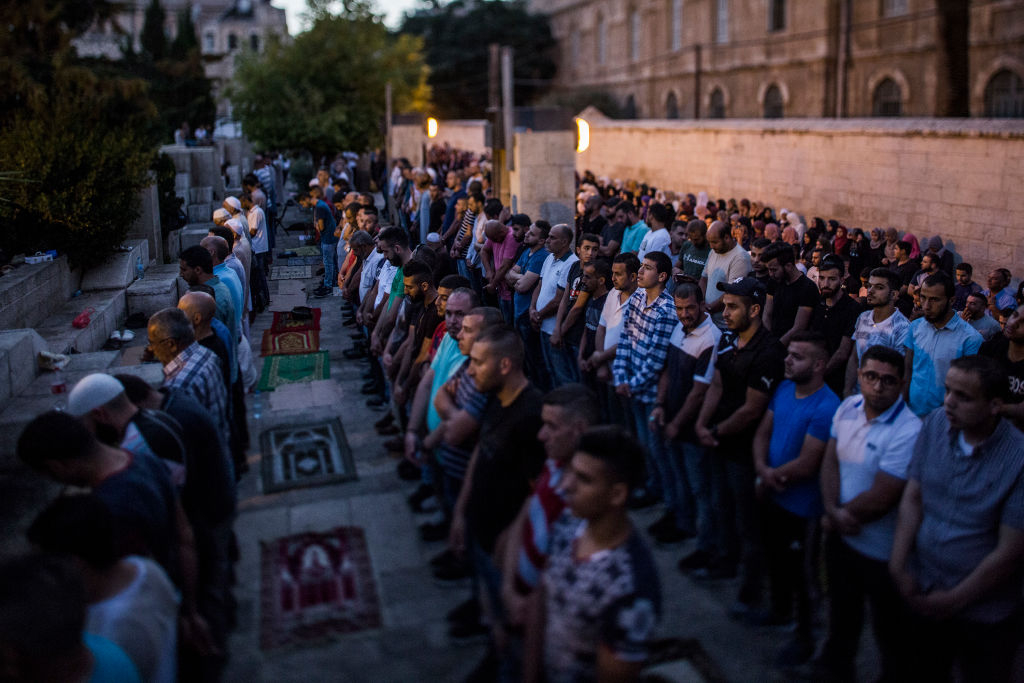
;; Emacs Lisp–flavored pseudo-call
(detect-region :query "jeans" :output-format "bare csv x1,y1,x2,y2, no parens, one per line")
821,534,913,681
515,313,550,391
671,441,715,551
648,427,689,529
627,399,661,499
321,241,338,289
710,452,763,605
499,297,515,325
540,332,579,388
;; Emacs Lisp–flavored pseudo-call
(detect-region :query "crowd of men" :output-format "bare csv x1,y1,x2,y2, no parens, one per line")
3,152,1023,682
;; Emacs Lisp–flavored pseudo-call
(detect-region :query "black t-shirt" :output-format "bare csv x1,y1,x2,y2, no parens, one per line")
161,389,237,527
601,221,626,251
412,296,444,352
429,197,447,234
768,274,819,336
894,258,920,316
980,336,1024,404
581,292,608,358
582,214,608,237
466,384,544,553
199,332,231,390
711,325,785,455
810,295,863,394
562,261,587,346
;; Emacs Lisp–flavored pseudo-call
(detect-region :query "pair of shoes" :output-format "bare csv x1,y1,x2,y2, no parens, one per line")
646,510,675,536
374,414,394,429
344,347,367,360
313,288,330,298
366,396,387,407
420,520,450,542
396,459,420,481
109,329,136,342
407,483,434,512
677,548,714,573
382,436,403,451
628,488,659,510
691,557,738,581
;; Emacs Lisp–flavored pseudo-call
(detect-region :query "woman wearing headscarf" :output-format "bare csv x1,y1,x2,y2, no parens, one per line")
925,235,954,276
782,226,800,246
902,233,922,260
832,225,850,258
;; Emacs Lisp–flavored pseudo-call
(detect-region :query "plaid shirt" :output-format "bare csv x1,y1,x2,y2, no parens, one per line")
163,342,230,444
612,288,676,404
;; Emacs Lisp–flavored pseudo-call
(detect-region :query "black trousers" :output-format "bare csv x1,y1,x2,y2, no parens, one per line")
762,501,817,637
904,605,1022,683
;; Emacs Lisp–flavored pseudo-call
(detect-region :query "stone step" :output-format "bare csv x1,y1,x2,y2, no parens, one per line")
175,172,193,192
128,271,181,319
180,223,215,250
0,330,47,405
187,202,213,224
145,264,188,299
0,256,75,331
225,165,240,188
190,186,214,205
35,289,127,355
80,239,150,292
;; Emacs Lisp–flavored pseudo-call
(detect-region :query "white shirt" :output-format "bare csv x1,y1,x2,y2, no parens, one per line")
637,228,672,260
359,249,384,304
467,213,487,269
702,244,751,305
246,206,268,254
598,288,632,349
537,252,579,335
375,258,398,308
86,557,179,683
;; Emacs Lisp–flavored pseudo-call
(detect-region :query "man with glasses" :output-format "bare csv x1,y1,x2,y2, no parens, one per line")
812,344,921,681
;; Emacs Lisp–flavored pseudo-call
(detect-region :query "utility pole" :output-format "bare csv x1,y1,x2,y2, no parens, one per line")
488,44,503,201
502,46,514,173
384,81,393,166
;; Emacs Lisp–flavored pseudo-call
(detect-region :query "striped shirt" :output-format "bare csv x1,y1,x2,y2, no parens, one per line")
515,458,567,591
435,362,488,481
611,288,676,404
163,342,230,446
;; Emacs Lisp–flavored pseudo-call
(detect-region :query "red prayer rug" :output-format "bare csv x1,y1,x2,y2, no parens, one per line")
270,308,322,332
260,526,381,649
260,329,320,356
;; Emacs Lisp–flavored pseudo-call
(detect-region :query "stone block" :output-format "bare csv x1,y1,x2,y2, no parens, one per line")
0,330,46,404
0,257,74,330
80,239,149,292
190,186,214,205
36,289,127,354
180,223,215,250
0,394,71,462
226,165,241,188
127,183,162,264
164,230,182,264
145,264,187,299
175,172,192,192
127,275,180,319
187,202,214,224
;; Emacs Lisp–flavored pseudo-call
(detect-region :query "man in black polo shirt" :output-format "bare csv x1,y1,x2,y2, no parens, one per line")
809,256,863,396
695,277,785,614
763,242,818,345
450,327,544,640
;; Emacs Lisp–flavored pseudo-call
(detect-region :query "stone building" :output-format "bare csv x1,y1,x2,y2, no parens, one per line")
72,0,288,116
529,0,1024,119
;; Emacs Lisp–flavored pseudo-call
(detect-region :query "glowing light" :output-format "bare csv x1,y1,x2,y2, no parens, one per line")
575,117,589,153
426,117,439,138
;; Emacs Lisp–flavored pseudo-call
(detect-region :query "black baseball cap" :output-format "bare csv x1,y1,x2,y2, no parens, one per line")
717,276,767,305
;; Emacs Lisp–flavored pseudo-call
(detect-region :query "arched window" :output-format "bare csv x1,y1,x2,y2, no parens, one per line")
708,88,725,118
249,34,259,51
623,95,637,119
596,14,606,65
872,78,902,116
665,92,680,119
629,9,641,62
984,70,1024,118
763,84,784,118
227,33,238,50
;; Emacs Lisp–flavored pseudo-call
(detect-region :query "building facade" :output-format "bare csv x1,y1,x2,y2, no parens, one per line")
529,0,1024,119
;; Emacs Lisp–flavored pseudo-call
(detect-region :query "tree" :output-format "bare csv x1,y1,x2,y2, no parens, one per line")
228,4,430,160
142,0,167,62
399,0,557,120
170,6,200,59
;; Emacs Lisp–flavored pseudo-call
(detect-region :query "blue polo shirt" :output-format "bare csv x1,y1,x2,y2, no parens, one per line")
315,200,338,245
514,247,549,319
620,220,650,254
905,313,982,416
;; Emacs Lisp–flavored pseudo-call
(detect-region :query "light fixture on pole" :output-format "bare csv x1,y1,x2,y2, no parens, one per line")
575,117,590,153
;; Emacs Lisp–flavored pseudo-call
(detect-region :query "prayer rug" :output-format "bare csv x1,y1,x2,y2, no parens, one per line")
258,418,356,493
293,246,321,257
260,329,320,356
260,526,380,649
267,294,309,313
276,280,306,295
287,256,321,267
271,308,322,332
270,265,313,280
257,351,329,391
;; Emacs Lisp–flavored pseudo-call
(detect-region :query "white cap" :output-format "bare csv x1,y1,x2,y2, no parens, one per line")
425,233,441,244
308,178,319,187
212,208,230,223
67,373,125,417
225,217,246,237
223,196,242,212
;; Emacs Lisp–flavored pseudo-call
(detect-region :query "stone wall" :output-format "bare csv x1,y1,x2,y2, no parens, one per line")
511,130,576,228
575,118,1024,278
390,120,489,168
390,125,425,170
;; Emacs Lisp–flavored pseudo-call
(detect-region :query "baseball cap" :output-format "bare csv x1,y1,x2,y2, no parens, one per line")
716,276,767,305
67,373,125,417
223,196,242,212
212,208,230,222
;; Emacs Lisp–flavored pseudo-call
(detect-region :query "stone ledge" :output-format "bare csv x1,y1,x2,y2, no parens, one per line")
35,290,127,354
127,274,180,319
0,330,47,405
80,239,149,292
0,257,74,330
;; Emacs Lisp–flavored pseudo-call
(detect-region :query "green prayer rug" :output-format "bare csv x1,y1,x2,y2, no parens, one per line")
258,351,330,391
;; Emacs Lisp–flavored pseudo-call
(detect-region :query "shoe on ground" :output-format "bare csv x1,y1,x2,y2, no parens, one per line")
374,414,394,429
646,510,676,536
407,483,434,512
446,597,479,624
382,436,404,452
775,636,815,668
419,520,450,542
396,459,420,481
313,288,330,298
119,329,135,342
677,548,714,573
109,330,123,341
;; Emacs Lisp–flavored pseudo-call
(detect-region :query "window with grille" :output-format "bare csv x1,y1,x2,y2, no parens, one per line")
709,88,725,118
630,9,641,62
984,70,1024,118
872,78,902,116
666,92,680,118
670,0,683,51
716,0,728,44
763,85,784,118
769,0,785,32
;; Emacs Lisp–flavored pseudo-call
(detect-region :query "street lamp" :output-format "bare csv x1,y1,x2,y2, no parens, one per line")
426,117,439,139
575,117,589,153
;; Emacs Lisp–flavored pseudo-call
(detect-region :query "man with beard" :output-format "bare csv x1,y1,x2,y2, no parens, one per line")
959,292,1002,341
508,220,550,386
762,241,818,346
844,269,910,396
980,302,1024,429
809,256,862,395
904,273,982,417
